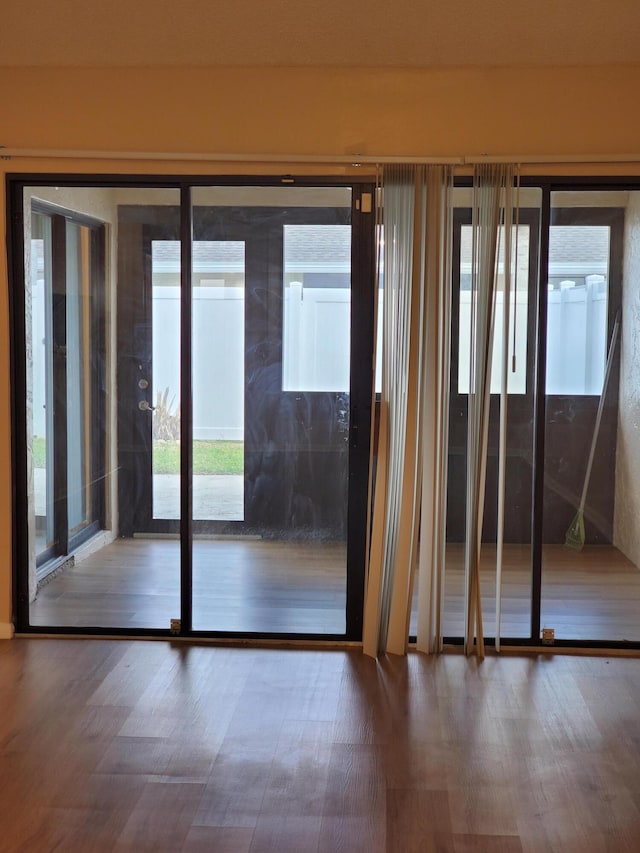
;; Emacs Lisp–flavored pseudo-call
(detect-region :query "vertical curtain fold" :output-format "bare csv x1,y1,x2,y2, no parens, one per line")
363,164,453,658
416,168,454,654
464,163,518,658
364,163,519,659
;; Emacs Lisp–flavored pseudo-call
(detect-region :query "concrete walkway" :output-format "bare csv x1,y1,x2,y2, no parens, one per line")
154,474,243,520
34,469,244,521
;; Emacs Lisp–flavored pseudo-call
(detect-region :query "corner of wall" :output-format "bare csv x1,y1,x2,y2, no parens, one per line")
0,622,15,640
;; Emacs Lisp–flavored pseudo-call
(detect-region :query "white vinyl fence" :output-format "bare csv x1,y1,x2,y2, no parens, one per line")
152,282,353,439
545,276,608,395
31,277,610,443
458,276,607,397
282,281,350,392
152,286,245,440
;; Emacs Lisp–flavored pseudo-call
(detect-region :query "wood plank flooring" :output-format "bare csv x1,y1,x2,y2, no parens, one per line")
30,539,640,642
0,639,639,851
435,543,640,641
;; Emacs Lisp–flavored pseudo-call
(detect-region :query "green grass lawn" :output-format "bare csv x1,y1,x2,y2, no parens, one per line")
32,437,243,476
154,440,243,475
33,436,47,468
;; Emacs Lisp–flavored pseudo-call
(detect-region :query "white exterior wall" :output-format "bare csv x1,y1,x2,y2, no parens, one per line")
614,193,640,567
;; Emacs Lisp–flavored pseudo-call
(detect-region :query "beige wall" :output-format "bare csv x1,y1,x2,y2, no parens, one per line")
4,66,640,158
3,63,640,633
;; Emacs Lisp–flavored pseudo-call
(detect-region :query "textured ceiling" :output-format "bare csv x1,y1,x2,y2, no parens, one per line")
2,0,640,68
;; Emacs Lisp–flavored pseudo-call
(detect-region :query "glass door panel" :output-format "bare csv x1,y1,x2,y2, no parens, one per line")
442,196,540,641
112,189,182,628
26,191,108,627
541,193,640,641
30,212,55,563
19,181,371,639
191,186,353,635
24,187,183,630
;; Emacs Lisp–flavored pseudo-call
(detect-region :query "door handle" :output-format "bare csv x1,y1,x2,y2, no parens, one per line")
138,400,155,412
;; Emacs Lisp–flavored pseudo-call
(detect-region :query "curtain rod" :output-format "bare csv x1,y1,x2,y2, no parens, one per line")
2,147,640,166
0,148,460,165
467,153,640,164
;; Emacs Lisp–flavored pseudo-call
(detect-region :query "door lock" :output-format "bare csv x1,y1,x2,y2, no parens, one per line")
138,400,155,412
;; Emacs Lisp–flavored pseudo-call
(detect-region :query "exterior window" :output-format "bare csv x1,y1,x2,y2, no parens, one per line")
458,224,530,394
546,225,610,395
282,224,351,392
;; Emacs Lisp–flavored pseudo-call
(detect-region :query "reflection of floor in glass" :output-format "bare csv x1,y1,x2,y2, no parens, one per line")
411,543,640,642
29,538,640,642
153,474,243,521
30,538,347,634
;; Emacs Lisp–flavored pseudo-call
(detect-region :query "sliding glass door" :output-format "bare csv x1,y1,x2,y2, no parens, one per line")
440,184,640,648
14,179,373,639
540,194,639,642
438,192,540,641
28,204,106,573
190,187,356,634
11,176,640,648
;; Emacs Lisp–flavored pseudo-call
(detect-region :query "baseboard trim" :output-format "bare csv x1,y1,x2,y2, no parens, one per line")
0,622,15,640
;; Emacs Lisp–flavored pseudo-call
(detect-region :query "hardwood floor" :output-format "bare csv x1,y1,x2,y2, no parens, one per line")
30,539,640,643
0,639,639,851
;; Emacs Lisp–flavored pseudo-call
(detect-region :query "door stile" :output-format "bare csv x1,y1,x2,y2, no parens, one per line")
346,188,375,639
180,185,193,633
51,214,69,557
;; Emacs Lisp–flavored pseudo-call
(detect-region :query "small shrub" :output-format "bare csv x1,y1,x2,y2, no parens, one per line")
153,388,180,441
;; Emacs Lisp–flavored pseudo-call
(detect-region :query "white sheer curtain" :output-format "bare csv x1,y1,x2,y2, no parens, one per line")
363,164,453,657
364,162,519,658
415,168,455,654
464,164,518,657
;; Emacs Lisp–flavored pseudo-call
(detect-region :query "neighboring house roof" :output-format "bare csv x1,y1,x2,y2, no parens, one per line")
548,226,609,265
34,223,612,279
460,224,610,279
152,225,352,274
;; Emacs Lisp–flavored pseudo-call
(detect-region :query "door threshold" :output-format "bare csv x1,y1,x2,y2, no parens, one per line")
15,631,362,650
36,555,74,588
